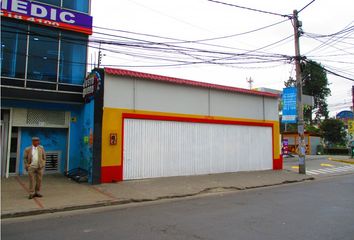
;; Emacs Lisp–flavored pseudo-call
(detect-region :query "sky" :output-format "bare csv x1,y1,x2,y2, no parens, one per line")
90,0,354,117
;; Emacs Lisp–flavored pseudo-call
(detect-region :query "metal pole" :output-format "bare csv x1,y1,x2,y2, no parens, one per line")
352,86,354,112
293,10,306,174
97,42,102,68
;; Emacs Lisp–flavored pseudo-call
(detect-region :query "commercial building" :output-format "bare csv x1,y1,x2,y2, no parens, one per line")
282,132,321,155
1,1,282,183
84,68,282,183
1,0,94,181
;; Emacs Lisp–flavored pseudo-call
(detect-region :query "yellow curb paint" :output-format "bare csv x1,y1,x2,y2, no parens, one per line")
320,163,334,167
291,166,299,169
331,160,354,165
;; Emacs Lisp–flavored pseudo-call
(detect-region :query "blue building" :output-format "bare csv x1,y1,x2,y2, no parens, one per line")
1,0,96,182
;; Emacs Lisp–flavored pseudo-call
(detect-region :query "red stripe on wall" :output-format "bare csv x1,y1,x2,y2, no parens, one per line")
273,156,283,170
1,11,92,35
101,165,122,183
122,113,274,127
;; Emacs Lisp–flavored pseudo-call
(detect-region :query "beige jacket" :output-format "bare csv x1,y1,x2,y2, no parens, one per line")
24,146,46,170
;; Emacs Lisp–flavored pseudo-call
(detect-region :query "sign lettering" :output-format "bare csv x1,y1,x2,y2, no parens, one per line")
282,87,297,123
1,0,92,34
83,71,101,102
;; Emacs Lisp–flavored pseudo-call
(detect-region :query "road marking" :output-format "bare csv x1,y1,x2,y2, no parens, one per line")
311,169,335,173
306,166,354,176
291,166,299,169
320,163,334,167
308,169,327,174
327,166,354,173
306,170,320,175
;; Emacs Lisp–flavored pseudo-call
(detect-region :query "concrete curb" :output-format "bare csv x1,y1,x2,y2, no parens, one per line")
1,177,314,219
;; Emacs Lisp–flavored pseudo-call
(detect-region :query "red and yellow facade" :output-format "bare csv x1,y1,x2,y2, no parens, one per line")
101,108,281,183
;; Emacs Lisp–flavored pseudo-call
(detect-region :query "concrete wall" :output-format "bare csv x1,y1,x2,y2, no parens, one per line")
104,74,279,121
310,136,321,155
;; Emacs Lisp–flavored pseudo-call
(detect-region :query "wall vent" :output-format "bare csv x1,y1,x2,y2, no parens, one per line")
45,151,60,172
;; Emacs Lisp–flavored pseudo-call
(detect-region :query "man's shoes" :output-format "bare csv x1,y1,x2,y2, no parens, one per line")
34,193,43,198
28,194,34,199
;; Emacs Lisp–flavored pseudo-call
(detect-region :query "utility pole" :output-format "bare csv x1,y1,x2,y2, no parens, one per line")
247,77,254,90
293,10,306,174
97,42,102,68
352,86,354,112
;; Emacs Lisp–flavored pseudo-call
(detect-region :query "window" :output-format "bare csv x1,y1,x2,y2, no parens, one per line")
33,0,60,7
1,20,88,86
27,25,59,82
59,31,87,84
0,20,27,78
62,0,89,13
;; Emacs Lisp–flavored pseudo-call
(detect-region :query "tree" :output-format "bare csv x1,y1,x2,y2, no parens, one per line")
284,61,331,124
301,60,331,124
320,118,347,146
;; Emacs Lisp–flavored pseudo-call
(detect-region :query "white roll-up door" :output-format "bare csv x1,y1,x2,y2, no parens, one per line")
123,119,273,180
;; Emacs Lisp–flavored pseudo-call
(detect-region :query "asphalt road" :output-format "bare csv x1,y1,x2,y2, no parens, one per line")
3,174,354,240
283,155,354,178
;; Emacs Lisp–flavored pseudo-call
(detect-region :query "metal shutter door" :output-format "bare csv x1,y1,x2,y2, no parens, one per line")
123,119,272,180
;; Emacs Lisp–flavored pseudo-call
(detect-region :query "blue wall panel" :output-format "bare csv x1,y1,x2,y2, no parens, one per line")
80,101,94,183
2,99,95,177
19,128,68,175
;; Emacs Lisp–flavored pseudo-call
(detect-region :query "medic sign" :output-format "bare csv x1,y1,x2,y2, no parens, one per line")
1,0,92,35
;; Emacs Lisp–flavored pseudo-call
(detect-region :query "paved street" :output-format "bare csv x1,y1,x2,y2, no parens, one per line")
2,174,354,240
284,155,354,178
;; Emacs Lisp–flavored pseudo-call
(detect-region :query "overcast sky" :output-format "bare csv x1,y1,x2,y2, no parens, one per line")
91,0,354,116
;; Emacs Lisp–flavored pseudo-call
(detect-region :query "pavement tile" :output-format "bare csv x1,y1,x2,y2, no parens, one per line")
1,177,40,215
1,170,312,218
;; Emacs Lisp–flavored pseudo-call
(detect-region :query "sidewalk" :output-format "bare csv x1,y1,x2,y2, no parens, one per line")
1,170,313,219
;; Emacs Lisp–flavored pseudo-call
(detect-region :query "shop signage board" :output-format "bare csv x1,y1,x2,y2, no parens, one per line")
282,87,297,123
83,71,102,102
348,120,354,135
1,0,92,34
282,139,289,155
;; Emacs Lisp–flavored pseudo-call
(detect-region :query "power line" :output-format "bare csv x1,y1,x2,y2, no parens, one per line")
305,60,354,81
2,25,291,62
298,0,316,13
1,28,290,70
93,18,290,45
206,0,291,18
128,0,216,34
303,21,354,55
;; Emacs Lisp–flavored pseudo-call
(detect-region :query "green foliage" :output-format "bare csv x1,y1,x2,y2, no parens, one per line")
284,61,331,124
301,60,331,123
320,118,347,146
323,148,349,155
280,123,297,133
284,76,296,87
305,124,320,135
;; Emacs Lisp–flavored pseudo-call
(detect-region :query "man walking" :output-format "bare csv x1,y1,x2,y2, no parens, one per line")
24,137,46,199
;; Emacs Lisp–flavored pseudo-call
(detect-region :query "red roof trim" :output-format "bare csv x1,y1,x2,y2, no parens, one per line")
104,67,279,98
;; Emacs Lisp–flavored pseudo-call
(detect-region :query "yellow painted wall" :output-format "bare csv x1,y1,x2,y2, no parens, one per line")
101,107,281,167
